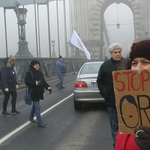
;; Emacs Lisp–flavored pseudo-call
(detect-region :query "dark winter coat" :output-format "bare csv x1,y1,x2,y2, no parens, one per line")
97,57,123,106
1,56,17,91
24,67,50,101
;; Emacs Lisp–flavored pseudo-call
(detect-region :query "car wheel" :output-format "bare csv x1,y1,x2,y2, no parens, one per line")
74,97,82,110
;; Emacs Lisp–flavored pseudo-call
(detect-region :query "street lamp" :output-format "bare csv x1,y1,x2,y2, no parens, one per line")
116,23,120,29
14,8,33,57
116,3,120,29
51,40,56,57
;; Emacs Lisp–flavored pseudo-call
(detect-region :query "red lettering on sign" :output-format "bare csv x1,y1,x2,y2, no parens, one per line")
114,72,125,92
141,70,150,91
123,71,132,91
131,73,141,91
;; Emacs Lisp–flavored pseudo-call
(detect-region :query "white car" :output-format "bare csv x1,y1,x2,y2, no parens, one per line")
74,61,104,110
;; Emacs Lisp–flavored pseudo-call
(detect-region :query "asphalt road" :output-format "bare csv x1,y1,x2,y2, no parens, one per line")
0,75,113,150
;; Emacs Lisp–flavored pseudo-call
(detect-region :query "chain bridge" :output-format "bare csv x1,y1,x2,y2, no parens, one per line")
0,0,149,84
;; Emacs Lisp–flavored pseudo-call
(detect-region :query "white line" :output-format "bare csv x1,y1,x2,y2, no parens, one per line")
0,93,74,145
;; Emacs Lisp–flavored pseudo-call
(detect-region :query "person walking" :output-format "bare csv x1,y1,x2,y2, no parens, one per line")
56,55,66,89
24,60,52,128
97,43,123,149
1,55,20,115
115,40,150,150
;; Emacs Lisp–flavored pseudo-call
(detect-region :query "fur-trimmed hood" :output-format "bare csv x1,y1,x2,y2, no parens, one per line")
4,55,15,68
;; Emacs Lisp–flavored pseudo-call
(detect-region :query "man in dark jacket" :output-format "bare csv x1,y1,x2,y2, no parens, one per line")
25,60,52,128
1,55,20,115
97,43,123,149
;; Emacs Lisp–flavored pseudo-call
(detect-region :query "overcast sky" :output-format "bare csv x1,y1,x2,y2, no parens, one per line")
0,1,134,58
104,3,134,58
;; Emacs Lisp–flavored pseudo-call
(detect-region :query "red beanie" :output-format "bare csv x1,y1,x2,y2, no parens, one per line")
130,40,150,62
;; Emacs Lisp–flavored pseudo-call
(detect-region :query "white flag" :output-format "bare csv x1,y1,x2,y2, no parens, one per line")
70,29,91,60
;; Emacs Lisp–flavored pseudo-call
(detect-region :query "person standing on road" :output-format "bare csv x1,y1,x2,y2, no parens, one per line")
1,55,20,115
56,55,66,89
115,40,150,150
97,43,123,149
24,60,52,128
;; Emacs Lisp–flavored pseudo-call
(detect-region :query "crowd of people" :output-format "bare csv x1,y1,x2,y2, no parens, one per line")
1,40,150,149
0,55,66,128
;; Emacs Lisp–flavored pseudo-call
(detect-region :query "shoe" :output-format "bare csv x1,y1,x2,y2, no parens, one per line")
55,85,60,89
38,122,47,128
2,111,11,115
11,110,21,115
29,118,36,123
60,87,65,89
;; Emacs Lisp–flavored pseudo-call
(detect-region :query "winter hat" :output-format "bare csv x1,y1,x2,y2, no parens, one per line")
59,55,63,59
6,55,15,68
129,40,150,62
30,60,40,67
109,43,122,53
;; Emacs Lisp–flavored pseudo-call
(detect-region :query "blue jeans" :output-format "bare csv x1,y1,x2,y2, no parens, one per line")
106,105,118,148
30,101,42,123
56,76,64,87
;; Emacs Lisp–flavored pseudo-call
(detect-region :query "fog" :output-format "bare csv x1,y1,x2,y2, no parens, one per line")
104,3,134,58
0,1,134,58
0,1,70,58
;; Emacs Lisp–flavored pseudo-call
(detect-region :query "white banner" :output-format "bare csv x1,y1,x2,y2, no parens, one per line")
70,29,91,60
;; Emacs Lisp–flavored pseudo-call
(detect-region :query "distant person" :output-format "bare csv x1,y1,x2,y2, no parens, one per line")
1,55,20,115
56,55,66,89
24,60,52,128
97,43,123,149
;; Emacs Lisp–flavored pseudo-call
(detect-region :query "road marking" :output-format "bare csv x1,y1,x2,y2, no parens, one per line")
0,93,74,145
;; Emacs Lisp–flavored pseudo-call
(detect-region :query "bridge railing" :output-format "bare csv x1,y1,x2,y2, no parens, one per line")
0,58,89,85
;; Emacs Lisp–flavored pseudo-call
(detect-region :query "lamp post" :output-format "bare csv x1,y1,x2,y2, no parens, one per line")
66,43,70,58
51,40,56,57
14,8,33,58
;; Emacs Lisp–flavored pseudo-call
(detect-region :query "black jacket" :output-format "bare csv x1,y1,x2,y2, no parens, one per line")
97,57,123,106
1,56,17,91
24,67,50,101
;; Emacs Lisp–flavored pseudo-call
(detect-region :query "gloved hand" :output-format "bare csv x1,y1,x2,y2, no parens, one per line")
36,80,41,86
16,85,18,89
134,126,150,150
48,87,52,94
5,88,9,92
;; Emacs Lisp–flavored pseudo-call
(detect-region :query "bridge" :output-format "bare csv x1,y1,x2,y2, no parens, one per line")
0,0,150,83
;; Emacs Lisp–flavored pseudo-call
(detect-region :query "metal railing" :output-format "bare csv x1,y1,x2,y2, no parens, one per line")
0,58,89,84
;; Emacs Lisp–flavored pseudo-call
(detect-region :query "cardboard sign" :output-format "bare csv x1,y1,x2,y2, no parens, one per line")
113,69,150,134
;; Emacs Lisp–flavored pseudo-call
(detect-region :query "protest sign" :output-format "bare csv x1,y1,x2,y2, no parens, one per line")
113,69,150,134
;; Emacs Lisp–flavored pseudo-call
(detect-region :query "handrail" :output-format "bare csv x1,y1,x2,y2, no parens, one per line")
0,58,90,84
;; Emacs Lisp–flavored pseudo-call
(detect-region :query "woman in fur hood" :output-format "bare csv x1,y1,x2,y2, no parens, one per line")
1,55,20,115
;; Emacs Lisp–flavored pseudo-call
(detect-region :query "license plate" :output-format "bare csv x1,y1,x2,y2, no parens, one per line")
92,82,97,88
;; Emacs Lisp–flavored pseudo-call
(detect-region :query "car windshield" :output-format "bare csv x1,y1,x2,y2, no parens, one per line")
80,63,102,74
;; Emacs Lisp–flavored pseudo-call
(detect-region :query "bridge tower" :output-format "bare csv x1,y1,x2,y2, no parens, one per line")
70,0,150,60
